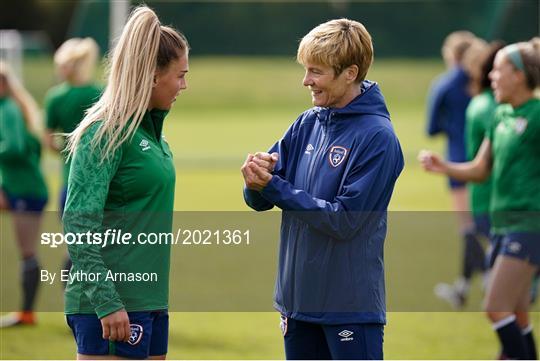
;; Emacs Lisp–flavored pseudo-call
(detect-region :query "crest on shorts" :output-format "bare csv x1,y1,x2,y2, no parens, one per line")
328,146,348,168
128,324,144,346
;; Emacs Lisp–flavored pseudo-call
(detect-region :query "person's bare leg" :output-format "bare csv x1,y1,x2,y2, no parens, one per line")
484,256,536,359
13,212,43,317
450,187,473,233
13,212,42,259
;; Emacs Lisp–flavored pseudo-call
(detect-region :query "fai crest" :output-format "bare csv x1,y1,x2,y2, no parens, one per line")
128,324,144,346
328,146,348,167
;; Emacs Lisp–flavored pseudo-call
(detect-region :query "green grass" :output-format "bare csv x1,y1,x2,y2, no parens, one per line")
1,56,539,359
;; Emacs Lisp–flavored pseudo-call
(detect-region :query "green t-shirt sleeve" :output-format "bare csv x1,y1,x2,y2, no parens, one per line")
63,124,125,318
0,100,27,161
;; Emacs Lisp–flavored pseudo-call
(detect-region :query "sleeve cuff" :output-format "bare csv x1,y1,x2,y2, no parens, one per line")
94,297,125,319
261,175,282,203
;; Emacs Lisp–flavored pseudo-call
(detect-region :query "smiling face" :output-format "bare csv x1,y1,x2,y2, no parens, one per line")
149,52,189,110
489,51,524,104
302,61,359,109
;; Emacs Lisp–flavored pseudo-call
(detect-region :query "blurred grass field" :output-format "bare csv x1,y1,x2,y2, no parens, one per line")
1,56,538,359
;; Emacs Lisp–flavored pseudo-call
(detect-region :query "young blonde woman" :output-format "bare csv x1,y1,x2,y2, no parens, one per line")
0,61,48,327
62,6,189,359
420,39,540,359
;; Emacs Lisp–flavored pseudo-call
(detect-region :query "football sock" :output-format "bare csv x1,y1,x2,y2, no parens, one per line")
463,231,486,280
493,315,528,359
22,256,40,311
522,325,538,360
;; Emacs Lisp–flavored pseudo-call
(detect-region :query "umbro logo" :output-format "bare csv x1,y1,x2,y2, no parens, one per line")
508,242,522,254
139,139,151,151
338,329,354,341
305,144,315,155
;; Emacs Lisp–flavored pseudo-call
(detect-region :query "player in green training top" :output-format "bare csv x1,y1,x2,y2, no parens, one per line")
0,62,48,328
62,6,189,359
44,37,102,214
44,37,102,283
419,38,540,360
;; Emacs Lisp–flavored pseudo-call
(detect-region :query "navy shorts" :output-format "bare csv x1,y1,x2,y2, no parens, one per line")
66,311,168,359
486,234,504,269
448,177,466,189
280,315,383,360
5,193,47,213
499,232,540,267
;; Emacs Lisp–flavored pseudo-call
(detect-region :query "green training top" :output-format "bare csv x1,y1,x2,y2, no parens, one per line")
465,90,496,216
44,83,102,185
488,98,540,233
63,109,176,319
0,97,48,199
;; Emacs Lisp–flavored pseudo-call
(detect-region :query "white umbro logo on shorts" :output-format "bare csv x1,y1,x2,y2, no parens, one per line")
338,329,354,341
508,242,522,254
139,139,151,151
305,143,314,155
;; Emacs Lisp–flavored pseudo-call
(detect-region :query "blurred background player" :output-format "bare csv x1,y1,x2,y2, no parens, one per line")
43,38,102,284
426,31,486,308
420,38,540,360
44,37,101,215
0,61,48,327
461,39,505,287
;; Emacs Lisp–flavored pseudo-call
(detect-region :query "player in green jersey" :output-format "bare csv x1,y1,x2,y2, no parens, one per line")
0,62,48,327
419,39,540,360
44,37,101,214
44,37,102,284
62,6,189,359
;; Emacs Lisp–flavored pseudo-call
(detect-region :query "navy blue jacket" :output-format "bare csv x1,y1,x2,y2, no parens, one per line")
244,81,404,325
426,66,471,162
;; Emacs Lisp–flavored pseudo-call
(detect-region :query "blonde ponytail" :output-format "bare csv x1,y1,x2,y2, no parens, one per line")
66,5,188,161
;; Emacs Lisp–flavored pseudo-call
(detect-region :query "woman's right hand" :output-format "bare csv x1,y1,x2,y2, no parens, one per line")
100,309,131,342
418,150,447,174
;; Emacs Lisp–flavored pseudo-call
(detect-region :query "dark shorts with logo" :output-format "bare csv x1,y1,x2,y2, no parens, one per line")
66,310,168,359
498,232,540,266
3,192,47,213
280,315,383,360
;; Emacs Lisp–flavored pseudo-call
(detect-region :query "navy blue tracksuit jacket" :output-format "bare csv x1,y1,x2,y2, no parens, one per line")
426,66,471,163
244,80,404,325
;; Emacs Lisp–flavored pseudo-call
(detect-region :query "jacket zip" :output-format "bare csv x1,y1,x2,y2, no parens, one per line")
306,113,333,193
